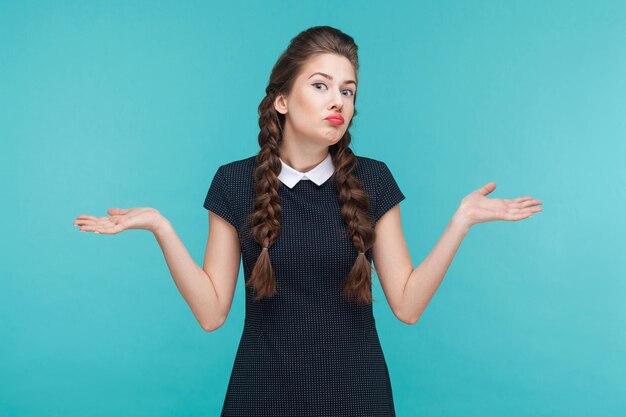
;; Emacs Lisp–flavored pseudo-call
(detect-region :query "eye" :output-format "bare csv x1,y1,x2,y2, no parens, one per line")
312,82,355,97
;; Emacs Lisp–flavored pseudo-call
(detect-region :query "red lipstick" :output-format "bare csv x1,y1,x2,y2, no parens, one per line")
325,114,344,126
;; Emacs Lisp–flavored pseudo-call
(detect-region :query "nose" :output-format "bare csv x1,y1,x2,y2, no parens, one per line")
329,89,343,111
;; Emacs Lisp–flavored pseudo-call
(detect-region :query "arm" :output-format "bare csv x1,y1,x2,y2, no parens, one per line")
373,183,542,325
400,212,469,324
372,205,464,325
73,206,241,331
153,212,240,332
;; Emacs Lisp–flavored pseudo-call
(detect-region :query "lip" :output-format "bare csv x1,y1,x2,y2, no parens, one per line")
325,115,345,125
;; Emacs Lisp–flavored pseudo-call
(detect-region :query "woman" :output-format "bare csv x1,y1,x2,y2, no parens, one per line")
73,26,542,416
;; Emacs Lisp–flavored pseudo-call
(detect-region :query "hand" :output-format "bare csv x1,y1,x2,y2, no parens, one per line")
72,207,165,235
454,182,543,229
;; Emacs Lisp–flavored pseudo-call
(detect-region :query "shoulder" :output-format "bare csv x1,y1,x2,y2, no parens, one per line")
354,154,387,172
353,154,390,185
353,154,404,199
219,155,257,173
215,155,257,182
211,156,258,206
349,155,385,200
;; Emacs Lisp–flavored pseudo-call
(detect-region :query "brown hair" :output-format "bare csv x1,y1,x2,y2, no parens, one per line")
247,26,377,305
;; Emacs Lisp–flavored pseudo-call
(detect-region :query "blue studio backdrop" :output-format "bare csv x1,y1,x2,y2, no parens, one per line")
1,1,624,416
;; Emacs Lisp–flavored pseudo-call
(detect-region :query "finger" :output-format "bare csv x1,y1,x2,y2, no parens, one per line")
78,220,107,230
519,199,542,209
505,205,536,216
94,222,125,234
505,211,533,221
75,215,98,220
74,219,97,226
73,218,104,226
477,182,496,196
505,197,533,204
505,198,537,210
80,224,106,233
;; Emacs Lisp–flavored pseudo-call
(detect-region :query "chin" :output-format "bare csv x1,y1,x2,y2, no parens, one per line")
324,134,343,145
321,129,345,143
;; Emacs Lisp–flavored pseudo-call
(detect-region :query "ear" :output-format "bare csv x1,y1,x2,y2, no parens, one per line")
274,94,288,115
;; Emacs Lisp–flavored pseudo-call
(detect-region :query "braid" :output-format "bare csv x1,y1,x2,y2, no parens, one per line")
331,138,377,305
246,94,282,301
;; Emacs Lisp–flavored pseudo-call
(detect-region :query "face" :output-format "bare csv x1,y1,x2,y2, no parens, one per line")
274,53,357,147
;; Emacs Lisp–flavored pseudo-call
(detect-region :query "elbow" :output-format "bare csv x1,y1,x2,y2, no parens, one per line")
201,316,226,332
395,309,419,325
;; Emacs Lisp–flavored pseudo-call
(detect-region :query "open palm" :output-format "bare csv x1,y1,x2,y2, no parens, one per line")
459,182,543,227
72,207,162,234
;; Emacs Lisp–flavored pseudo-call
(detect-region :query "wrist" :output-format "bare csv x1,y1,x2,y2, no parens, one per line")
151,214,172,236
451,208,472,234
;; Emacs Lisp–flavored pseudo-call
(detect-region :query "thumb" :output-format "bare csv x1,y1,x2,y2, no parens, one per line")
477,182,496,196
108,208,128,215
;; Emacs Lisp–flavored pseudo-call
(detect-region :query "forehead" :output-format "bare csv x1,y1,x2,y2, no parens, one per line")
298,53,356,81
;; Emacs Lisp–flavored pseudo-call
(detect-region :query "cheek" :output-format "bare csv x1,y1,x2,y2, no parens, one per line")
292,95,318,121
300,103,325,129
344,98,355,114
344,107,355,124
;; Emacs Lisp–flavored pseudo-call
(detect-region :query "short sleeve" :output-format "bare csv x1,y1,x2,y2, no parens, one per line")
203,165,238,229
373,162,406,223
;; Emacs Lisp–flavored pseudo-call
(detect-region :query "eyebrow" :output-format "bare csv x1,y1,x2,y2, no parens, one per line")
308,72,357,87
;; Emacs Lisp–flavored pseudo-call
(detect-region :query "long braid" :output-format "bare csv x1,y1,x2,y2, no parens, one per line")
332,134,377,305
246,92,283,301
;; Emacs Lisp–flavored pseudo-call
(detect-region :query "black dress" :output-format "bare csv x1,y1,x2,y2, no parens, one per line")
203,154,406,417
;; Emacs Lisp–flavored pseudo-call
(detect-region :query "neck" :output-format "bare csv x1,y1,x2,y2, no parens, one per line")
278,141,329,173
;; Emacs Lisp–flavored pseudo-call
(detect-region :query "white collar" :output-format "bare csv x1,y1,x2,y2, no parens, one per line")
278,152,335,188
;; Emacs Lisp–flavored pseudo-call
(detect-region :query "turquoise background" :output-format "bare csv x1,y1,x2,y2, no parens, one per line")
2,0,624,416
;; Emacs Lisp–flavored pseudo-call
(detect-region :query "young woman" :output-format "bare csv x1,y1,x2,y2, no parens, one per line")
73,26,542,417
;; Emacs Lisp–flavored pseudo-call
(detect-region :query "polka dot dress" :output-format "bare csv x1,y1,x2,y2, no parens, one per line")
203,154,406,417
